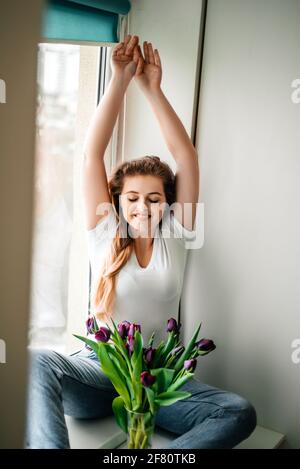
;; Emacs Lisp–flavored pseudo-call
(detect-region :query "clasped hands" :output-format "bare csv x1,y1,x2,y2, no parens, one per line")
110,34,162,93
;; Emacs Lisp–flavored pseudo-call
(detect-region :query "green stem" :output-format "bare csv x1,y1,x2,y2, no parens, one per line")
173,366,186,382
127,413,154,449
141,434,148,449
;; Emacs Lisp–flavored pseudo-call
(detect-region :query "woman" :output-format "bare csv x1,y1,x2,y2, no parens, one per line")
26,35,256,449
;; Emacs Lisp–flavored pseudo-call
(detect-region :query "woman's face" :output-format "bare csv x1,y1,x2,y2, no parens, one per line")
120,175,167,237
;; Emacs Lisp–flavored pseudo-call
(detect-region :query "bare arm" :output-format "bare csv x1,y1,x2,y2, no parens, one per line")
82,76,129,230
144,87,199,230
82,35,140,230
134,41,199,230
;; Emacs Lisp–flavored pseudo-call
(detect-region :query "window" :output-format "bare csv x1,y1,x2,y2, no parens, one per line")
29,43,119,354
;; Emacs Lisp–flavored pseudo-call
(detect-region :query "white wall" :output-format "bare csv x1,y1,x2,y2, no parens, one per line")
125,0,202,173
185,0,300,448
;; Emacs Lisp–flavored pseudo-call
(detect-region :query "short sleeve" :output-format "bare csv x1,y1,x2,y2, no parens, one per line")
160,210,197,246
171,213,197,241
86,208,118,242
85,208,118,270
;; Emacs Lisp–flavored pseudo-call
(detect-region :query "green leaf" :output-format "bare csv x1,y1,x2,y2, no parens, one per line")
174,322,202,372
103,344,135,402
102,343,129,377
151,341,165,368
132,331,143,366
109,317,121,338
145,386,157,414
113,341,133,373
131,331,143,406
105,320,133,372
167,372,194,392
72,334,99,354
150,368,175,394
196,349,212,356
154,391,191,406
98,344,131,408
112,396,128,434
148,331,155,348
165,340,183,363
92,316,99,332
103,318,122,346
161,331,177,360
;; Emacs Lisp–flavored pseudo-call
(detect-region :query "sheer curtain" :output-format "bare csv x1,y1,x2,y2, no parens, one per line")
29,44,79,351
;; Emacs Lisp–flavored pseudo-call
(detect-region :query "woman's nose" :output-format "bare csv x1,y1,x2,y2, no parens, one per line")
136,200,148,213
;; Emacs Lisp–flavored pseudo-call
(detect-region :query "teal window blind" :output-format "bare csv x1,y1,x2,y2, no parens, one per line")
42,0,131,43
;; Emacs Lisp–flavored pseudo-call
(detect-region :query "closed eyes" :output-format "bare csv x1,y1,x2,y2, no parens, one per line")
128,198,160,203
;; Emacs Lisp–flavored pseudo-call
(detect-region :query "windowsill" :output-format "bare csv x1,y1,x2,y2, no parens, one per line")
65,414,285,449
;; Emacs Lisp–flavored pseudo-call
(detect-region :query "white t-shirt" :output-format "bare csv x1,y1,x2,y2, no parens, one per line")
85,208,197,347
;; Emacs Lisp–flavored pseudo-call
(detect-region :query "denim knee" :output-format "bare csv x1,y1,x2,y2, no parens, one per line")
221,393,257,437
27,348,60,379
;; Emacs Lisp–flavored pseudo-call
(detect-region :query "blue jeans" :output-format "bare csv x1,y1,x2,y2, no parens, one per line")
25,347,257,449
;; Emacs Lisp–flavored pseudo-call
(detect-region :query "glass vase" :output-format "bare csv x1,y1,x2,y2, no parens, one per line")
126,409,156,449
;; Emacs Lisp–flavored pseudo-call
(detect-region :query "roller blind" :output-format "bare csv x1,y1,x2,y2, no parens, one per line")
42,0,131,43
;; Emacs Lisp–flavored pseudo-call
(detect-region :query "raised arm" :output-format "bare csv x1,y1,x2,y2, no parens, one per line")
134,41,199,231
82,34,141,230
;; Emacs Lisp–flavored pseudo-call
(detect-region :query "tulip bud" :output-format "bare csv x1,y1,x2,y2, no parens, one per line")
167,318,181,334
95,327,111,343
195,338,216,354
85,315,97,334
143,347,156,365
140,371,156,387
184,358,197,372
126,336,135,357
117,321,130,339
128,323,141,339
171,345,185,356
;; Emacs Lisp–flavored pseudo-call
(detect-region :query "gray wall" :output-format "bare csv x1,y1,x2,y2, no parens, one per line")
0,0,43,448
182,0,300,448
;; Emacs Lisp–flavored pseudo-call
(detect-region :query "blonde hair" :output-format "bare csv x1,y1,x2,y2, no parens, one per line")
93,155,176,321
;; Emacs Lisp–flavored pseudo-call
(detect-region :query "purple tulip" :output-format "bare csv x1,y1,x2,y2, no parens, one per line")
95,327,111,343
85,315,97,334
184,358,197,372
143,347,156,365
140,371,156,387
128,323,141,339
126,336,135,357
167,318,181,334
195,338,216,353
171,345,185,356
117,321,131,339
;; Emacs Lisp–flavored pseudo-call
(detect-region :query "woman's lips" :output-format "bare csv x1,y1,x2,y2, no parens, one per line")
132,213,151,219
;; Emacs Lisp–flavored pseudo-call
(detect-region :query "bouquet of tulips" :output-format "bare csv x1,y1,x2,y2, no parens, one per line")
74,316,216,449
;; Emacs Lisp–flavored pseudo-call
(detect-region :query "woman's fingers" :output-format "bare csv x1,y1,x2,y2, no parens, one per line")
113,42,124,56
143,41,149,63
133,44,139,64
122,34,132,55
133,45,144,76
147,42,155,65
135,56,144,76
125,35,139,56
137,44,144,60
154,48,161,68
